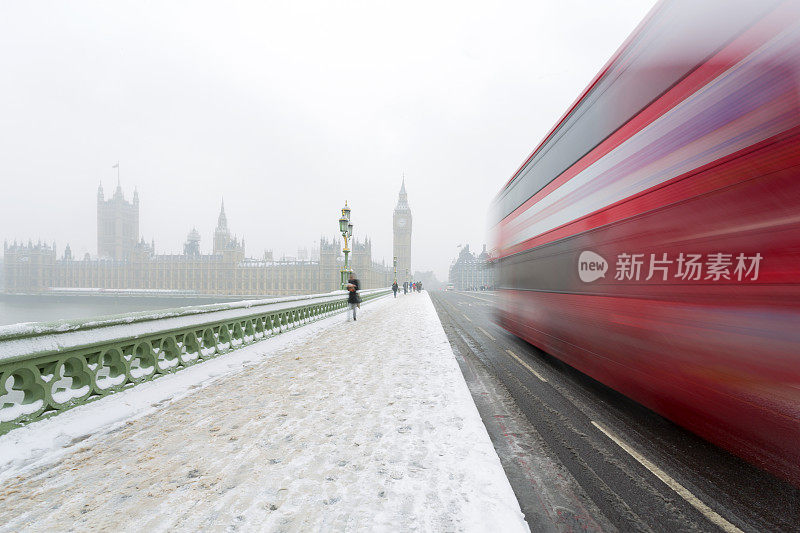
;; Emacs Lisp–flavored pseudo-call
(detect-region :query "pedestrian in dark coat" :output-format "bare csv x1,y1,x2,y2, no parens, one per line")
403,282,408,295
392,281,399,298
347,273,360,321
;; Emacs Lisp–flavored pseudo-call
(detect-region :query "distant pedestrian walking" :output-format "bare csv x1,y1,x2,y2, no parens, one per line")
392,281,399,298
403,282,408,295
417,281,423,292
347,273,361,321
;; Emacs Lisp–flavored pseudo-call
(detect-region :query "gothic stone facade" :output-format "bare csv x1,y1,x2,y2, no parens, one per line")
3,187,392,297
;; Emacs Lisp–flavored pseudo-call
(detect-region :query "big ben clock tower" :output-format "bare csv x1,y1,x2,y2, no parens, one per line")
393,179,412,282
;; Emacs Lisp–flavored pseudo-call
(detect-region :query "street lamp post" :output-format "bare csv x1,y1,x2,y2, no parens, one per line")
338,202,353,290
393,256,397,283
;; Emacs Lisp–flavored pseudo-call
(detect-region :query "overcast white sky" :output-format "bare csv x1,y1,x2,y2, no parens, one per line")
0,0,656,280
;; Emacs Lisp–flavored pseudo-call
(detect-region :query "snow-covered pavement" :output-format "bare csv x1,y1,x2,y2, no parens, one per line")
0,293,528,532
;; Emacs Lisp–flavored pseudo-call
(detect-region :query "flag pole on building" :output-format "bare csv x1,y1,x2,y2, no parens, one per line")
112,161,120,186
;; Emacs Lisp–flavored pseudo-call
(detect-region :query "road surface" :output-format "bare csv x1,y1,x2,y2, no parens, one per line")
430,289,799,533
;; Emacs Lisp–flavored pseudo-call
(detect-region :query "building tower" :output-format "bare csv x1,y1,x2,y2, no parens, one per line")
184,228,201,257
212,199,245,261
319,236,341,292
393,179,412,282
213,199,228,255
97,180,139,261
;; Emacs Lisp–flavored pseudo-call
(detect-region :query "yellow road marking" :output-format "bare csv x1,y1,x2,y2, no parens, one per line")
476,326,495,341
505,349,547,382
591,421,743,533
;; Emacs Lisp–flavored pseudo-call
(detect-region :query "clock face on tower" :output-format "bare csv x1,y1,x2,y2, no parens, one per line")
398,217,407,228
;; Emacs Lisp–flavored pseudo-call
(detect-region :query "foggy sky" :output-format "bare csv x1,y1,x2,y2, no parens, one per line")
0,1,656,280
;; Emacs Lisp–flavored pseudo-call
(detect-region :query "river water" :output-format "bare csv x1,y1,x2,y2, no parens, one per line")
0,296,241,326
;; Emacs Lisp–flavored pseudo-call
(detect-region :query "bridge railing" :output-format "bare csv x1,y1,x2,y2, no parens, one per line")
0,288,390,434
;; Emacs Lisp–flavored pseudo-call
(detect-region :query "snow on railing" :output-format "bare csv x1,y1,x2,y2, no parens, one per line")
0,288,390,434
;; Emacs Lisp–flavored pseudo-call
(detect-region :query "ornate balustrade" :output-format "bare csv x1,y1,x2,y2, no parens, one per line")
0,288,389,434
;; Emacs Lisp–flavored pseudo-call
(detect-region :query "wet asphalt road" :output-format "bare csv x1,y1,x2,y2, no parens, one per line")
429,290,799,533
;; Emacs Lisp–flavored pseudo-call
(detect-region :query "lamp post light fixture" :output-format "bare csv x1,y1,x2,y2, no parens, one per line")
339,201,353,289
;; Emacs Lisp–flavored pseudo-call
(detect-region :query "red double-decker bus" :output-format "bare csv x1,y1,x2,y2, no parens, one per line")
492,0,800,485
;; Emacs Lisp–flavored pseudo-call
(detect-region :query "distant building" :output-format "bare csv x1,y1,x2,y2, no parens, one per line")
448,244,495,290
412,270,442,290
97,180,139,261
3,186,392,297
3,240,56,293
393,179,412,282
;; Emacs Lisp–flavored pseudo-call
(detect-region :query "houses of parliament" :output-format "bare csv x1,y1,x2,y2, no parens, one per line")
2,181,412,297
